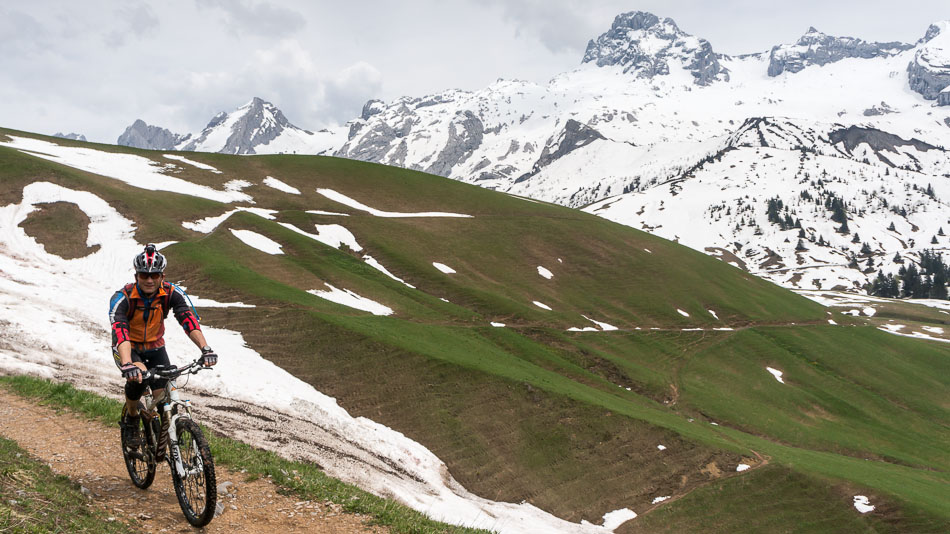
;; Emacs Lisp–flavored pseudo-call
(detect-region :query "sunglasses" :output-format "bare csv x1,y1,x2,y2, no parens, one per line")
137,272,163,280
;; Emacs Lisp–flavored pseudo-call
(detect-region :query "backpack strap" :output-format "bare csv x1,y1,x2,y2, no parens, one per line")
161,282,173,319
122,283,137,321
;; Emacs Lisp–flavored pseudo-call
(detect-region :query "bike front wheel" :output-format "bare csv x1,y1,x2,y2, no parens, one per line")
170,418,217,527
120,402,155,489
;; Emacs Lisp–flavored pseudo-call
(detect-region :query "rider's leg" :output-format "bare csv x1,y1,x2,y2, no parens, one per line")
124,362,148,416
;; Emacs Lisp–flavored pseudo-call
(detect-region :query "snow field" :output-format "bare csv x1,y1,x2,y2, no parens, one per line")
0,137,250,203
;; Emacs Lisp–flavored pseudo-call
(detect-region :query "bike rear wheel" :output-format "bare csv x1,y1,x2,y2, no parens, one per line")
120,402,155,489
170,418,217,527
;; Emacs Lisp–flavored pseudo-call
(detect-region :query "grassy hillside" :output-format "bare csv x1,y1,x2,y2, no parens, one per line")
1,126,947,532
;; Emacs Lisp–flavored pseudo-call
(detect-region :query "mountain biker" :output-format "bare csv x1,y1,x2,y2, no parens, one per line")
110,244,217,446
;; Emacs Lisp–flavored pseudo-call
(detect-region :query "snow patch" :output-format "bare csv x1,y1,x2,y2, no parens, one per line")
308,283,393,316
229,229,283,255
183,208,278,233
582,315,618,331
491,322,506,327
863,307,876,317
853,496,875,514
677,309,690,317
363,256,415,288
533,301,553,311
317,189,473,218
263,176,301,195
601,508,637,529
190,297,255,308
657,445,666,451
537,266,553,279
737,464,751,472
162,154,222,173
306,210,349,216
708,309,719,320
279,222,362,252
766,367,785,384
651,496,670,505
433,262,456,274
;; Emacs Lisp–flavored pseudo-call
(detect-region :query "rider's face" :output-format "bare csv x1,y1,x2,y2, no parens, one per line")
136,272,163,295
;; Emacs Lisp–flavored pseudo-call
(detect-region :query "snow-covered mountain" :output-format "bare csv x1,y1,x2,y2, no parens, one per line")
117,11,950,291
120,97,342,155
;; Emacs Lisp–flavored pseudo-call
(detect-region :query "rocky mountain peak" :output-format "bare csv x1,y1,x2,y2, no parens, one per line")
921,21,949,44
582,11,727,86
117,119,188,150
907,21,950,104
768,28,912,76
53,132,87,142
177,97,301,154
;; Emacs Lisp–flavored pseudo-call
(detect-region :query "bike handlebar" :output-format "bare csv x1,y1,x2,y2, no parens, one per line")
141,359,211,381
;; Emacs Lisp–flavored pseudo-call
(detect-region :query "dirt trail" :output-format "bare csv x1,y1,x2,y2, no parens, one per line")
0,389,388,534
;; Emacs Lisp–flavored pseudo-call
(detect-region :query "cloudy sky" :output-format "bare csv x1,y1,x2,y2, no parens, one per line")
2,0,947,143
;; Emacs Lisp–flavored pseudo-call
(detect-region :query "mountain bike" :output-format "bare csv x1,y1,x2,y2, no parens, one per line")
119,360,217,527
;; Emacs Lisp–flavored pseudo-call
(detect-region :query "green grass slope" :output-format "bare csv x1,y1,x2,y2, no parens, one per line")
1,127,947,532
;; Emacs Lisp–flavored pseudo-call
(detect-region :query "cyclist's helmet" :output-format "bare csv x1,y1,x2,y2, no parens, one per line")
133,243,167,274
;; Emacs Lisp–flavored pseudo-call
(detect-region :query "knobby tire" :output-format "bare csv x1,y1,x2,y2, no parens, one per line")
170,418,217,527
120,402,156,489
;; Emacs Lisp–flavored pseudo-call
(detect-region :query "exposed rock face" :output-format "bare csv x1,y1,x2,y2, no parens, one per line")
424,110,484,177
53,132,87,142
515,119,606,184
768,27,911,76
179,97,297,154
582,11,727,85
361,99,385,120
907,22,950,103
828,125,938,154
117,119,186,150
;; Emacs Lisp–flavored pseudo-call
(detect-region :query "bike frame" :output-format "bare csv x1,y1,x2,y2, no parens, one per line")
141,362,205,479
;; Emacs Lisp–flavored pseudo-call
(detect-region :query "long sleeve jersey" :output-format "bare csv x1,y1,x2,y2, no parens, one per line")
109,282,200,351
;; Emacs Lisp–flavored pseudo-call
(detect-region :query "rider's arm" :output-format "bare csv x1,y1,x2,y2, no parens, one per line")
168,285,201,334
109,290,133,365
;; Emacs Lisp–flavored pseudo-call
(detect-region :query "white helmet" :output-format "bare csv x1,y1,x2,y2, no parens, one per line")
132,243,167,273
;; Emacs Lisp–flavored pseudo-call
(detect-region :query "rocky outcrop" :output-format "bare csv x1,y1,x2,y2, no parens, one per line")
117,120,186,150
424,110,484,177
515,119,606,184
582,11,727,85
53,132,87,142
828,125,938,155
768,27,911,76
361,99,385,120
907,23,950,103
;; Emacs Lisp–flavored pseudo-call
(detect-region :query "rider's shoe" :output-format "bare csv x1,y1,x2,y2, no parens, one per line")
120,413,143,448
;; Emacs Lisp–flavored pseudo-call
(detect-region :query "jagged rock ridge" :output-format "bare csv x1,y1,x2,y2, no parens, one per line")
768,27,912,76
117,120,188,150
53,132,87,142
